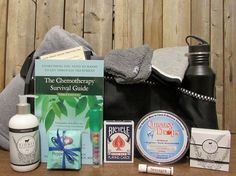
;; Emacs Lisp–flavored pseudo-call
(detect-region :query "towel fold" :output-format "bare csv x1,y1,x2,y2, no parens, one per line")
151,46,188,86
104,45,153,84
33,26,94,59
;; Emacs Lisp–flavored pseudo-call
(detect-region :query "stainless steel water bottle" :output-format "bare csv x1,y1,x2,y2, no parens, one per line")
183,35,216,97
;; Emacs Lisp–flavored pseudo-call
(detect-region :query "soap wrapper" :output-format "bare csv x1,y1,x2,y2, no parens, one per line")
190,128,231,172
47,129,81,170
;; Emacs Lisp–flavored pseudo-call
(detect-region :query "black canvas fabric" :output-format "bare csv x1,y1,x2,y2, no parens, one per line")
104,72,218,130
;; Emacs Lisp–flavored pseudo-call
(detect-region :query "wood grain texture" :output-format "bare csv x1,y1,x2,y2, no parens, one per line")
191,0,210,43
5,0,35,85
0,0,7,90
144,0,163,49
64,0,84,37
114,0,143,49
210,0,224,129
1,134,236,175
216,86,223,129
35,0,64,47
224,0,236,132
84,0,113,56
163,0,190,47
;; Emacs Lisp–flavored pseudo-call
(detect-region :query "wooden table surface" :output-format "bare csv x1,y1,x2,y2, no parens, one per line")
1,134,235,176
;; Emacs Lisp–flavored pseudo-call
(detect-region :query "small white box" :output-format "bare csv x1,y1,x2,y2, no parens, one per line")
190,128,231,172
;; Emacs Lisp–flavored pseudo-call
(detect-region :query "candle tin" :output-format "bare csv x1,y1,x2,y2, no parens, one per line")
136,111,190,164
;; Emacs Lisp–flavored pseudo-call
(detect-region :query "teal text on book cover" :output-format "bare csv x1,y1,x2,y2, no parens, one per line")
35,60,104,164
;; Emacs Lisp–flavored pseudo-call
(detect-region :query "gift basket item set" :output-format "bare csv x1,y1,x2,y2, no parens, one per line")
8,26,231,174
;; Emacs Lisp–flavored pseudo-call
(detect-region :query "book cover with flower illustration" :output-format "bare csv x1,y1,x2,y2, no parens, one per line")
34,59,104,164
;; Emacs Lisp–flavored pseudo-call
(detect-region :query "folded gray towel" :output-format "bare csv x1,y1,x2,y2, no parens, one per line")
151,46,188,85
33,26,95,59
0,74,25,150
104,45,153,84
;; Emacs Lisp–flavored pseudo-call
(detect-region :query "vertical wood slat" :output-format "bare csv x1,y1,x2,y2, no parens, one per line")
224,0,236,132
84,0,113,56
210,0,224,129
5,0,35,85
114,0,143,49
163,0,191,47
191,0,211,42
64,0,84,37
144,0,163,49
35,0,64,48
0,0,7,91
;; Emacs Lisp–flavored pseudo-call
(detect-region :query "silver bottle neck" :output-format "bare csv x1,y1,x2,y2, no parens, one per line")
17,104,30,114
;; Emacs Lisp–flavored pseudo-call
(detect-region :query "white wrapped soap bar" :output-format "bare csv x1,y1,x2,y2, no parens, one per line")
190,128,231,172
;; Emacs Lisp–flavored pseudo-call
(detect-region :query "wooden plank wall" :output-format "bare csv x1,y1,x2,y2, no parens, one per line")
224,0,236,131
6,0,36,85
0,0,235,131
0,0,7,91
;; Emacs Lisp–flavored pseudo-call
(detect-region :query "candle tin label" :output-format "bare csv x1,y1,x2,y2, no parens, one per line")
104,121,134,163
136,111,190,164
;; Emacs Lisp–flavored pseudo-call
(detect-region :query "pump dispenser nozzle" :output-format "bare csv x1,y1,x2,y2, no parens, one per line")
17,95,37,114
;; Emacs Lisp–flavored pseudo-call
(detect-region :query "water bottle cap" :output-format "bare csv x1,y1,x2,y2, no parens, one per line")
185,35,210,54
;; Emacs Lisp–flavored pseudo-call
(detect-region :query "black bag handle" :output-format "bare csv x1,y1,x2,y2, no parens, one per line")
20,51,35,79
24,57,36,94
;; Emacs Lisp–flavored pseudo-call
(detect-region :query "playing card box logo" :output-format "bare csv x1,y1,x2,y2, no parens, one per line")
104,121,134,163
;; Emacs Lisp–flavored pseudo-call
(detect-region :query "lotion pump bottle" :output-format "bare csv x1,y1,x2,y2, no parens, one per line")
9,95,40,172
